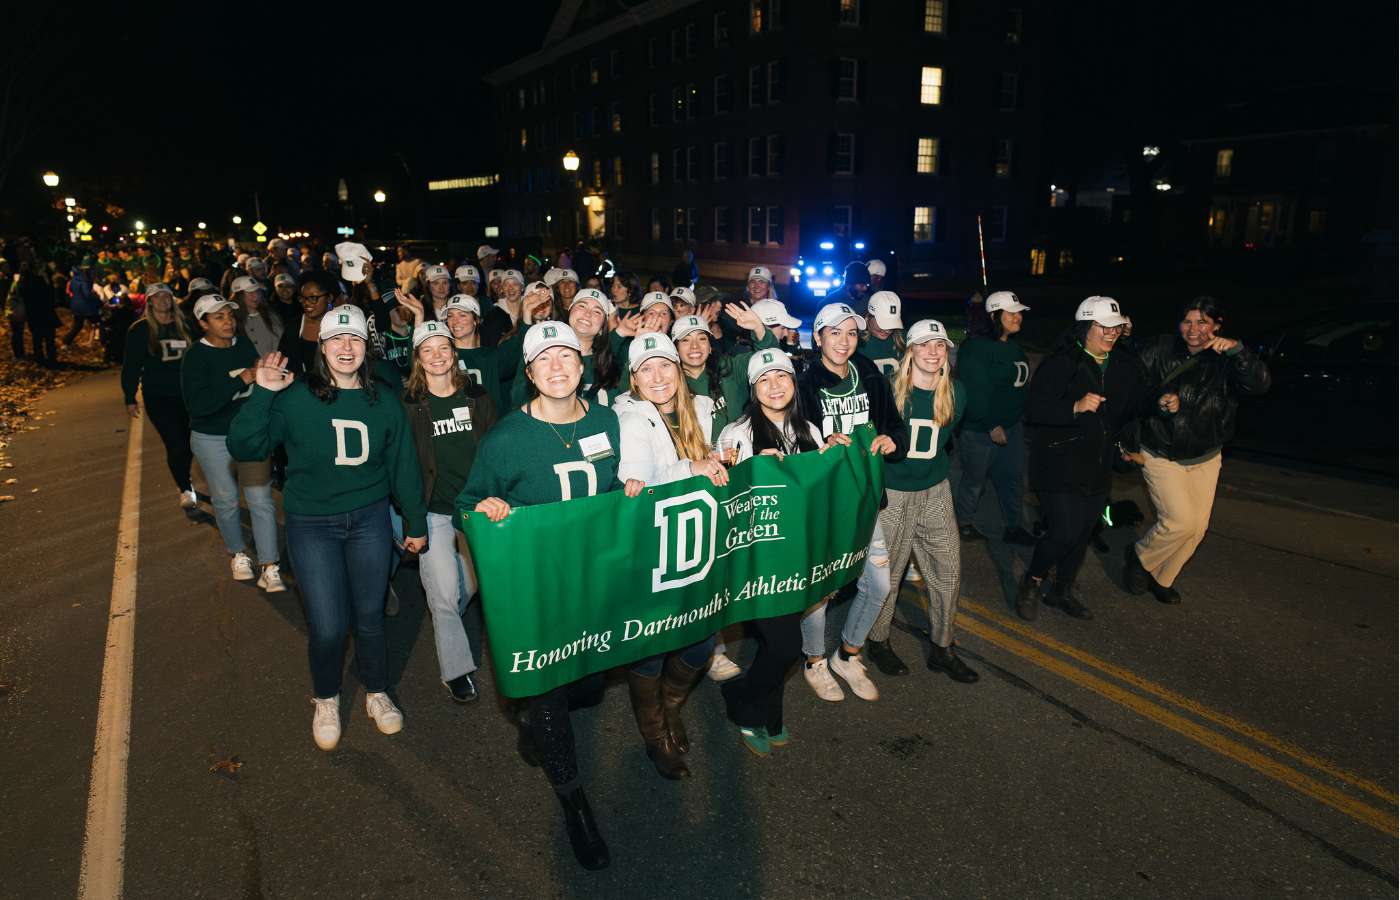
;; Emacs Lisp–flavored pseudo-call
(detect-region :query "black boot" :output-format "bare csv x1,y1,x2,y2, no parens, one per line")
556,786,610,871
1016,572,1042,621
866,638,910,676
1147,576,1181,604
927,643,979,683
1123,545,1150,595
1044,579,1095,619
509,699,540,768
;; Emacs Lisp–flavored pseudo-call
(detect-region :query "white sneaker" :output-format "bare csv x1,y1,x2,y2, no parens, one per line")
904,565,922,583
180,489,197,510
707,653,742,682
829,649,879,701
230,552,255,581
366,692,403,734
312,695,341,750
257,564,286,593
803,657,845,702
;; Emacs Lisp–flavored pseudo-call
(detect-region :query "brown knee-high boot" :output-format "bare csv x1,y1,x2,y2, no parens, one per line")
661,655,705,755
626,669,689,780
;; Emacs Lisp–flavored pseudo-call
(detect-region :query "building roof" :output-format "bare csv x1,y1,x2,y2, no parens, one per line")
485,0,701,86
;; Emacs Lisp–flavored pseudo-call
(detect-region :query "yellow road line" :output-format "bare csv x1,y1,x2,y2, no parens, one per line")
955,614,1399,836
958,598,1398,806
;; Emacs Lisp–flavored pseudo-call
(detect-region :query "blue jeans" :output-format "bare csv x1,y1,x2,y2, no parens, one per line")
628,634,716,677
191,431,278,562
800,520,890,657
285,498,392,698
418,512,479,682
954,422,1025,531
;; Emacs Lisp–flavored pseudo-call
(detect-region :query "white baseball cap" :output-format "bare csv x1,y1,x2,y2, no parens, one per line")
319,304,369,340
424,265,451,283
907,318,953,346
669,286,696,307
438,294,482,319
569,287,615,318
454,264,480,282
867,291,903,330
813,302,866,332
413,320,453,348
747,347,796,384
230,275,261,295
555,268,580,284
335,241,372,283
628,331,681,371
477,244,499,258
640,290,673,312
193,294,238,319
671,315,710,342
523,321,583,362
188,277,216,292
274,274,296,288
986,291,1030,313
488,268,505,281
750,298,801,329
866,259,887,276
244,257,268,272
236,253,250,266
269,238,288,249
500,269,524,285
523,280,551,297
145,282,173,298
1077,296,1129,327
542,267,563,286
747,266,773,284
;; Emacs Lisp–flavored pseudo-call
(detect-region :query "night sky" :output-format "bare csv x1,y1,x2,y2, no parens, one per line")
4,0,1393,234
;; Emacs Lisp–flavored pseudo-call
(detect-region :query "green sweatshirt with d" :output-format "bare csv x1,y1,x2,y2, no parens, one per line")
226,381,428,536
956,336,1030,432
122,319,191,404
181,337,260,435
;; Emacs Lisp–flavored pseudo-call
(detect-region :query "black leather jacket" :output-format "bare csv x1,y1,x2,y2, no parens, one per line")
1134,335,1270,460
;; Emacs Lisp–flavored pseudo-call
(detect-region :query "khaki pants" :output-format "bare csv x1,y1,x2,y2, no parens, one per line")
1135,450,1222,587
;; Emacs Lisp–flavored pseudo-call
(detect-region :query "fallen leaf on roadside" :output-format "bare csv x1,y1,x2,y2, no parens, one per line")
209,757,243,773
0,463,11,468
4,478,15,484
1366,548,1382,554
1222,484,1238,491
0,496,13,502
29,488,37,493
0,682,14,695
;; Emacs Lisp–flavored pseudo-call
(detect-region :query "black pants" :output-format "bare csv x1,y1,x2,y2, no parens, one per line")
143,394,194,493
529,671,606,788
1029,490,1107,585
64,314,96,345
31,328,57,365
720,611,803,733
8,313,26,358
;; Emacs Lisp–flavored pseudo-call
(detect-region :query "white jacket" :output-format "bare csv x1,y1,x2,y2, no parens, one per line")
719,415,823,465
613,391,716,486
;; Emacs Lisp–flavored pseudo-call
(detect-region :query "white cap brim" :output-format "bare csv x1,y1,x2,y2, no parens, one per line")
870,311,903,330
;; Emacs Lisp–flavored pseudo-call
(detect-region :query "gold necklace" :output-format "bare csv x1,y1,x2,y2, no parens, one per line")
539,398,584,449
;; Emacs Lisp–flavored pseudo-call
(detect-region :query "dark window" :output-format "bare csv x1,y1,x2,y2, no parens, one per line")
714,11,729,45
648,93,661,127
685,84,698,119
714,142,731,178
838,0,860,25
747,137,764,176
766,135,783,175
650,151,660,185
673,148,684,182
589,58,599,85
1005,8,1023,43
687,146,699,181
834,133,855,174
651,208,661,240
570,65,579,90
748,66,764,106
1000,73,1018,111
673,208,686,241
990,206,1008,240
713,74,732,112
836,58,858,100
573,111,585,138
685,23,697,55
766,207,783,245
648,37,658,68
523,170,533,192
747,207,764,244
672,87,684,122
591,106,604,135
613,209,628,239
714,207,731,243
671,28,683,60
767,60,783,103
610,50,622,79
994,140,1013,177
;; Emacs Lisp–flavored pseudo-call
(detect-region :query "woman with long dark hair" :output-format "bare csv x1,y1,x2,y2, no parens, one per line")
400,320,500,702
507,287,629,408
613,332,728,780
858,290,907,375
714,348,822,753
608,268,642,314
955,291,1036,545
457,321,645,871
1123,296,1270,603
1020,297,1164,621
226,304,428,750
122,282,198,510
230,274,284,357
480,268,525,347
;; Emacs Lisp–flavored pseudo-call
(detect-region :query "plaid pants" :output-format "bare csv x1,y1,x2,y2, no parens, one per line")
868,479,961,648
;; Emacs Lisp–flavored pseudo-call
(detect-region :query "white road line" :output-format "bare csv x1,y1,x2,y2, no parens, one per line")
78,413,143,900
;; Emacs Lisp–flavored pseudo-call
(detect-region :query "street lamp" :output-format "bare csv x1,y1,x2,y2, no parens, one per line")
233,216,242,224
135,221,145,230
198,222,206,229
374,190,386,203
64,197,75,207
42,171,59,187
582,196,592,207
562,151,580,172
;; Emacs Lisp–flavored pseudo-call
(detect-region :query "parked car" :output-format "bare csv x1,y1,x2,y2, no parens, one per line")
1233,301,1396,473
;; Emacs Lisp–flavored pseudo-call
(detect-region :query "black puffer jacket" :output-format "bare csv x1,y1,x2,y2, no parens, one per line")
1026,345,1148,495
1134,335,1270,460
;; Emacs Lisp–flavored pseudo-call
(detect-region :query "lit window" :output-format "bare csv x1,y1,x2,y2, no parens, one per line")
1058,250,1073,271
1000,73,1018,111
990,206,1007,241
834,134,855,174
1030,249,1046,275
651,209,661,240
994,140,1013,177
920,67,943,105
613,157,623,186
1308,210,1326,234
611,101,623,132
673,208,686,242
913,207,933,243
1216,149,1233,177
1005,8,1022,43
517,88,525,110
917,137,939,174
589,59,599,85
923,0,946,33
650,152,660,185
839,0,860,24
520,128,528,151
750,0,762,33
837,58,858,100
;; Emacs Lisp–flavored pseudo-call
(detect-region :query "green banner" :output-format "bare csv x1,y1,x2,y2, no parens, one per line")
461,424,885,697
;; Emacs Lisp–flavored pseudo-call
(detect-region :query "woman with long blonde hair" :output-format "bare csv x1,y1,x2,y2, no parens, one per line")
121,282,198,510
613,331,729,781
864,319,978,683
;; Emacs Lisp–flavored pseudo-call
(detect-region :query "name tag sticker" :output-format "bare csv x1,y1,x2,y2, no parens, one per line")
169,340,187,349
452,406,472,423
578,432,614,462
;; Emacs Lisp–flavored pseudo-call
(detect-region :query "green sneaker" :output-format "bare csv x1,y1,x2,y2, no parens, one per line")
739,724,771,756
767,726,789,747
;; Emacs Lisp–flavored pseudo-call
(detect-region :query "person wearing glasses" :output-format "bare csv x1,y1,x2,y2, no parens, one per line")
1020,297,1166,622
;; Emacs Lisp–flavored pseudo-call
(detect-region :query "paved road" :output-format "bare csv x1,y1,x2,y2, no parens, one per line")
2,369,1395,899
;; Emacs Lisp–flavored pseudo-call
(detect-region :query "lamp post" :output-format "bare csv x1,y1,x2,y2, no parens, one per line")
42,171,59,187
374,190,386,235
562,153,581,238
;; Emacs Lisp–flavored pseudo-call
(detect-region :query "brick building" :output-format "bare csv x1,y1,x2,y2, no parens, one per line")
484,0,1049,284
